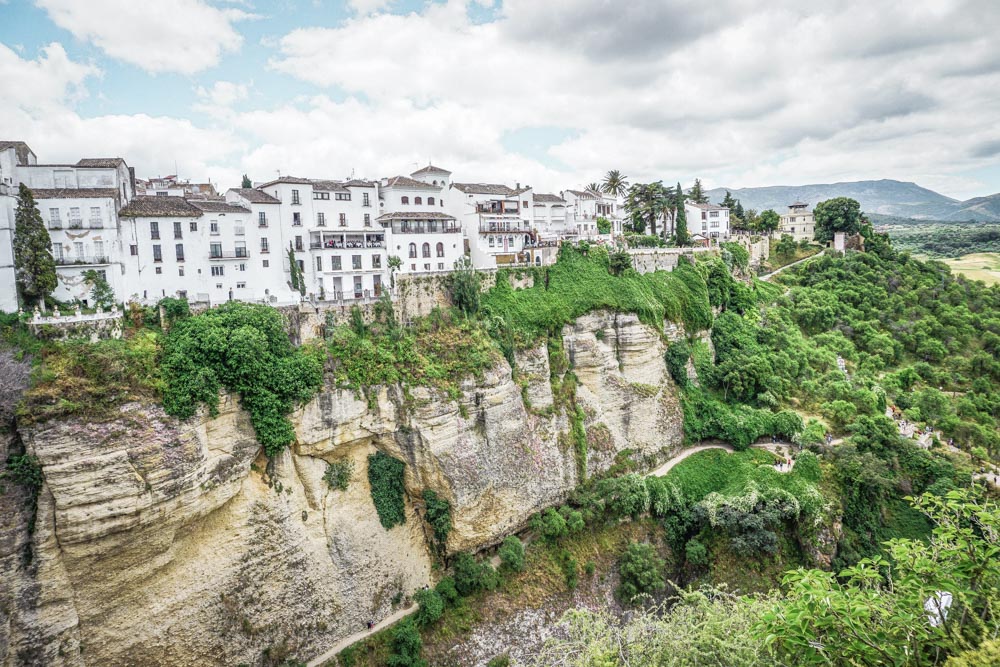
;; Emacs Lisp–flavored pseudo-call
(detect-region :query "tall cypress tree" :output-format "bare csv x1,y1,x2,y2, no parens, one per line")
674,183,688,247
13,184,57,309
241,174,252,188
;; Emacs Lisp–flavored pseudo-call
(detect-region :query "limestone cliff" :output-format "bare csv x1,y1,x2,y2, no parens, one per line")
0,311,687,666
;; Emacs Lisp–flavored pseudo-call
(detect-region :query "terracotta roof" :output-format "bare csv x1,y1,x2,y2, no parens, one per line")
534,193,566,204
75,158,126,168
256,175,315,188
189,200,249,214
227,188,280,204
376,212,457,221
411,164,452,176
0,141,35,165
564,189,598,199
119,196,201,217
451,182,516,195
383,175,440,189
29,188,119,200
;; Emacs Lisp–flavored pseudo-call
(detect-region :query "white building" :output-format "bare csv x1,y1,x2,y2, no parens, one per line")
684,201,731,245
136,175,217,199
380,170,464,274
562,189,623,238
776,202,815,242
448,182,534,268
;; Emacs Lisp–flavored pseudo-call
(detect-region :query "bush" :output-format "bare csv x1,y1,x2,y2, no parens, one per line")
560,505,585,533
322,459,354,491
531,507,568,542
617,542,666,604
434,576,459,606
368,452,407,530
413,588,444,627
452,552,498,596
794,451,822,482
685,538,708,566
665,340,691,388
422,489,452,551
558,548,579,590
498,536,525,573
387,619,426,667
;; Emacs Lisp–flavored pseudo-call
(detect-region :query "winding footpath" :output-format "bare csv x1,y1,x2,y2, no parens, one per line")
760,252,821,282
307,604,419,667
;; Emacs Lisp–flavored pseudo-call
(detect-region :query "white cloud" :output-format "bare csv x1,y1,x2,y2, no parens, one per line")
194,80,250,110
35,0,255,74
347,0,395,15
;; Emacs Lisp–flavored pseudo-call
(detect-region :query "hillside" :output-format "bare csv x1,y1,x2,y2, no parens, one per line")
706,179,1000,221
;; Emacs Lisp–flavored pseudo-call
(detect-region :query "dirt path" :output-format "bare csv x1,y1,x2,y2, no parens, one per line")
760,253,820,281
306,604,419,667
646,443,735,477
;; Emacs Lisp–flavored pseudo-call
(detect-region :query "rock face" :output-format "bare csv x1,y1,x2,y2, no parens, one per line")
1,311,686,666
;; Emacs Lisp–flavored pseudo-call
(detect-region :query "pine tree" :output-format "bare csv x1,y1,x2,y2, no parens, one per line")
241,174,252,188
674,183,688,246
13,184,57,309
721,190,737,210
687,178,709,204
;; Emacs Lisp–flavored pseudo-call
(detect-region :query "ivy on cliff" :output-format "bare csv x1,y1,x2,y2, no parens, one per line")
160,302,324,456
368,451,407,529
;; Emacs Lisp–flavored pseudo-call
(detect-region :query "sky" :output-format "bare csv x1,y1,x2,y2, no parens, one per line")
1,0,1000,200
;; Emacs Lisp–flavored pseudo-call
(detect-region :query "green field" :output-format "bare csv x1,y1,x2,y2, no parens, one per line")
939,252,1000,285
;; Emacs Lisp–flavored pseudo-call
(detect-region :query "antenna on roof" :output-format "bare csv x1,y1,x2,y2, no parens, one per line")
277,169,281,178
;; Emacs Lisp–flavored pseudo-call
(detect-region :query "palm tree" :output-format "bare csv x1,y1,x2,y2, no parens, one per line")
601,170,629,199
585,182,602,194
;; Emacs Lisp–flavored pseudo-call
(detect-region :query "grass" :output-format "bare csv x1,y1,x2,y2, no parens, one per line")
936,252,1000,285
762,240,822,273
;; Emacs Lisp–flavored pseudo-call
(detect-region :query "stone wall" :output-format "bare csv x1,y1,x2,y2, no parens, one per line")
627,246,717,274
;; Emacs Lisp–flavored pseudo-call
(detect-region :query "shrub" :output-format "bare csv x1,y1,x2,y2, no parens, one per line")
584,560,596,577
685,538,708,566
617,542,666,604
413,588,444,627
794,451,822,482
665,340,691,388
452,552,496,596
322,459,354,491
486,656,511,667
559,548,579,590
560,505,585,533
597,474,650,520
609,250,632,276
434,576,459,606
498,536,525,573
368,452,407,530
422,489,452,551
531,507,568,542
387,619,426,667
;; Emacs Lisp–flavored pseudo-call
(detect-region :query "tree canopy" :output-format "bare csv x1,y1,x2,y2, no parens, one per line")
814,197,864,243
13,184,57,308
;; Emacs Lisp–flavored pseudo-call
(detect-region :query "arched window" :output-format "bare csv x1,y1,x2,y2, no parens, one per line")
432,180,438,185
415,197,422,205
422,242,431,258
428,197,435,205
408,243,417,258
436,242,444,257
401,196,409,205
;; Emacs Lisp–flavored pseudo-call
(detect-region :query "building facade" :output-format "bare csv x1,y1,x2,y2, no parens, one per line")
684,201,731,244
776,202,815,242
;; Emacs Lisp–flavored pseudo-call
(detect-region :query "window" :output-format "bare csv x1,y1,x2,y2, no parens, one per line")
436,242,444,257
235,241,247,258
291,189,300,205
331,256,342,270
411,264,416,271
211,266,224,277
339,213,346,226
237,282,246,289
239,263,246,272
90,207,101,226
523,200,529,208
352,255,362,270
364,213,371,227
363,193,370,207
316,256,323,271
210,242,222,258
440,199,444,207
424,263,431,271
489,236,495,247
372,255,381,269
317,212,326,226
179,267,184,276
297,259,305,273
408,243,417,258
295,235,303,251
415,197,422,205
174,221,182,239
438,263,445,270
153,245,162,262
313,192,329,200
263,259,269,268
401,196,409,205
69,207,82,227
210,221,219,234
53,244,63,261
216,283,223,289
155,267,162,274
130,244,138,256
293,212,301,226
260,237,270,253
709,211,719,218
94,241,105,259
150,221,160,239
422,242,430,258
258,212,267,227
335,193,351,201
190,221,198,232
428,197,435,205
49,208,61,227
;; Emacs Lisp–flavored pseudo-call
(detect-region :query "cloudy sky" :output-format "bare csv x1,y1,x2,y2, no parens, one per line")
2,0,999,199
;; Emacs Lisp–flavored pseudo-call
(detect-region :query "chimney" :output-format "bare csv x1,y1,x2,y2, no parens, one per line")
516,182,520,190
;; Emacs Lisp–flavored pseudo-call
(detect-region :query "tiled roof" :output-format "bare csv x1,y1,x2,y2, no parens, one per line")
564,189,600,199
227,188,280,204
534,193,566,204
189,200,249,214
119,195,201,217
376,212,457,221
75,158,126,168
311,179,350,193
256,175,315,188
29,188,119,200
451,182,516,195
343,179,377,188
789,201,809,207
686,201,728,211
0,141,35,165
411,164,451,176
383,175,440,189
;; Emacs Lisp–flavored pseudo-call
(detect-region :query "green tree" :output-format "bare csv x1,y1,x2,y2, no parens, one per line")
586,182,601,193
617,542,666,603
721,190,737,211
414,588,444,627
498,536,525,573
422,489,451,552
368,452,407,529
82,269,115,308
813,196,863,243
241,174,252,188
757,209,780,234
625,182,669,237
775,234,797,259
387,619,427,667
595,216,611,234
13,184,57,308
674,183,689,246
600,169,629,198
609,249,631,276
448,256,480,316
687,178,709,204
287,247,304,295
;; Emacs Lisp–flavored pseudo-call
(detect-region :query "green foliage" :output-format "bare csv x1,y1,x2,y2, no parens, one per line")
720,242,750,271
608,249,632,276
674,183,689,246
13,185,56,307
413,588,444,628
681,388,801,449
83,269,115,308
757,209,780,234
486,655,511,667
687,178,708,204
447,257,480,316
793,451,821,482
945,639,1000,667
287,248,304,295
665,340,691,388
451,552,499,596
434,576,459,606
775,234,797,258
625,181,670,237
531,507,568,542
160,302,323,455
685,538,708,566
422,489,452,551
623,233,666,248
2,453,43,491
242,174,252,188
158,296,190,324
813,196,864,243
322,459,354,491
498,536,525,573
617,542,666,603
368,452,407,530
595,216,612,234
386,619,426,667
558,548,579,590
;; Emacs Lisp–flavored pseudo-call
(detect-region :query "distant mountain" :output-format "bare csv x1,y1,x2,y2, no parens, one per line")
704,179,1000,222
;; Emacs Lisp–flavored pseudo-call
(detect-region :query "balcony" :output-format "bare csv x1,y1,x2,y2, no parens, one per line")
476,203,519,215
68,219,84,229
55,255,110,266
386,221,461,234
209,250,250,260
49,220,62,230
88,218,103,228
258,218,269,228
479,221,527,233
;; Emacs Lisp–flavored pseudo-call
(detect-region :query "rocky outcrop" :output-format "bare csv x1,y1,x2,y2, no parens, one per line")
1,311,687,666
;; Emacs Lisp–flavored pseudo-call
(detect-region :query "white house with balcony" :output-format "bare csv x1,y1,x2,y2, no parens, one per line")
562,189,622,238
447,182,534,268
380,170,463,274
684,201,731,244
776,202,815,242
225,187,298,304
